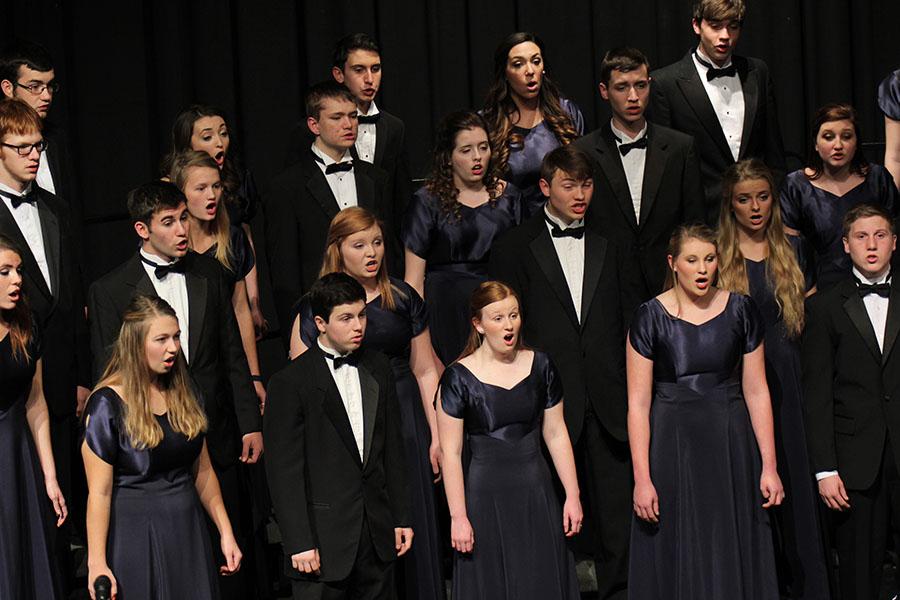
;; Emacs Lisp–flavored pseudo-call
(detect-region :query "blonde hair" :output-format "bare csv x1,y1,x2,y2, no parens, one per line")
458,280,526,359
95,295,207,449
168,150,233,271
717,160,806,337
319,207,403,311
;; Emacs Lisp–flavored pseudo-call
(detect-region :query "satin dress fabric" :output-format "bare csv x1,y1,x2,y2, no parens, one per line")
879,69,900,120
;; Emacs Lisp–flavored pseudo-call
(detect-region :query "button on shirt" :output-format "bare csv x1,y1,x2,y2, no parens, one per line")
355,102,379,164
36,150,56,195
610,120,648,223
311,143,358,209
0,182,52,294
693,48,744,162
544,207,586,322
140,249,191,363
319,340,365,460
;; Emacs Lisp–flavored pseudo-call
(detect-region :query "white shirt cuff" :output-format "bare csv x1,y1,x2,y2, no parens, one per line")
815,470,839,481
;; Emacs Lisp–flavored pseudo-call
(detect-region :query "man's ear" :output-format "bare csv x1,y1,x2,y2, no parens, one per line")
134,220,151,241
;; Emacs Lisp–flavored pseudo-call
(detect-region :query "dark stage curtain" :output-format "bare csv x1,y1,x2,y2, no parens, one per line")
1,0,898,320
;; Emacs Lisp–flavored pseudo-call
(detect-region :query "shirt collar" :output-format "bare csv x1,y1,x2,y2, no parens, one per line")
853,266,891,286
310,142,351,166
139,248,180,267
610,119,648,144
360,101,380,117
317,338,352,359
0,180,33,198
693,45,733,70
543,205,585,230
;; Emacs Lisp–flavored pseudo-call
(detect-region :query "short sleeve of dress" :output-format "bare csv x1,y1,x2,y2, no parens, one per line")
561,98,585,136
438,366,468,419
878,70,900,121
778,172,804,231
401,188,438,258
739,295,765,354
539,352,563,409
628,301,658,360
229,225,255,281
293,298,319,349
395,280,429,337
82,388,121,466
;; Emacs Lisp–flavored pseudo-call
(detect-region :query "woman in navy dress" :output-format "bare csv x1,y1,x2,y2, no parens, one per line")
880,68,900,188
482,32,584,216
290,207,446,600
83,295,241,599
403,110,523,365
717,160,829,599
0,236,66,599
627,225,784,599
780,103,900,292
437,281,582,599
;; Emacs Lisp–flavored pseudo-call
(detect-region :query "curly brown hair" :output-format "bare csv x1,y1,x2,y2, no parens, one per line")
482,32,580,178
425,110,503,221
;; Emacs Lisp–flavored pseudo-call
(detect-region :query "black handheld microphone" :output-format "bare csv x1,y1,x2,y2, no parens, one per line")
94,575,112,600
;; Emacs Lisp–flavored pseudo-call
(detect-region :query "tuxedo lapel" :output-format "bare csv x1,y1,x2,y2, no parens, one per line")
580,227,607,328
0,202,52,300
528,225,579,328
881,283,900,366
124,253,161,296
36,199,61,295
304,157,340,220
358,362,380,466
373,118,388,167
596,126,638,230
675,53,733,162
639,125,667,227
736,57,759,159
355,169,376,212
314,353,364,469
842,282,882,363
184,266,207,362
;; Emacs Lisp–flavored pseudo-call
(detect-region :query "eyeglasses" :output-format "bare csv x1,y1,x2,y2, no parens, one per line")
1,140,48,156
14,81,60,96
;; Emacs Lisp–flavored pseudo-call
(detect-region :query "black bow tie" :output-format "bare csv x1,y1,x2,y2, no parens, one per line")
141,256,186,280
357,114,380,124
324,351,359,369
694,52,737,81
0,187,37,208
857,280,892,298
325,161,353,175
617,136,649,156
545,215,585,239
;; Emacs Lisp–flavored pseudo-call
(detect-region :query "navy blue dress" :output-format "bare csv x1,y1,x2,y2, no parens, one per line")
402,185,523,365
224,167,259,227
879,69,900,120
0,330,63,599
779,165,900,290
745,260,829,599
83,388,218,599
296,278,444,599
627,293,778,600
203,225,254,290
440,351,580,599
505,98,585,217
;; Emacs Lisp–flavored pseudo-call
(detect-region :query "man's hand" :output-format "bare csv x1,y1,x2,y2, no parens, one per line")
240,432,264,464
291,548,320,574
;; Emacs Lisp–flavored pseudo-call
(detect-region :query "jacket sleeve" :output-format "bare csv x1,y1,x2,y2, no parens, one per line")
87,281,119,384
216,270,261,434
264,176,303,348
382,364,411,527
801,296,837,473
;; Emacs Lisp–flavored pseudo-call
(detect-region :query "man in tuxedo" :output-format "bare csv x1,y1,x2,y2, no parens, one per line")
648,0,785,224
265,272,411,600
0,41,82,260
265,81,396,347
284,33,411,215
0,98,89,592
88,181,262,599
490,146,630,600
575,47,704,315
803,202,900,600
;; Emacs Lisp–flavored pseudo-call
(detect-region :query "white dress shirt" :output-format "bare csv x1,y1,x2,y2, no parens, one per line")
693,47,744,162
36,150,56,195
311,143,358,209
544,206,586,322
355,101,379,164
318,339,365,460
140,249,191,363
610,120,648,223
0,182,52,293
816,266,891,482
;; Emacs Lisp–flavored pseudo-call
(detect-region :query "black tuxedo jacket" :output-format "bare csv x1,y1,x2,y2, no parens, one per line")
649,51,786,224
574,121,704,311
42,125,83,256
283,110,412,219
802,278,900,490
88,252,260,466
0,187,90,416
264,345,409,581
264,150,397,344
489,214,628,443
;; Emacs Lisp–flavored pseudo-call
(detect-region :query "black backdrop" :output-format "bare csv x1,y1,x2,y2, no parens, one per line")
1,0,898,327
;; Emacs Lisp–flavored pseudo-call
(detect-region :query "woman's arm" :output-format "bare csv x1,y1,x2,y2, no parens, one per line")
409,329,444,480
241,223,267,339
193,440,242,574
232,279,265,412
288,314,310,360
626,340,658,522
541,403,582,536
885,116,900,190
25,359,66,525
83,440,117,598
436,390,473,552
742,344,784,508
404,249,427,299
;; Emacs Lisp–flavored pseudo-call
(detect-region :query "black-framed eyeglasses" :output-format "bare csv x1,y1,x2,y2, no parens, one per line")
1,140,48,156
14,81,60,95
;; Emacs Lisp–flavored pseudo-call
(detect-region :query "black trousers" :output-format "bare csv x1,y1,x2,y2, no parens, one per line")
50,412,78,594
835,436,900,600
292,517,395,600
580,410,632,600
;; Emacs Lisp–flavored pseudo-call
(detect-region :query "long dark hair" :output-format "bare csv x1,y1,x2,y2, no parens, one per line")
806,103,870,180
482,32,579,178
0,235,32,361
425,110,503,221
